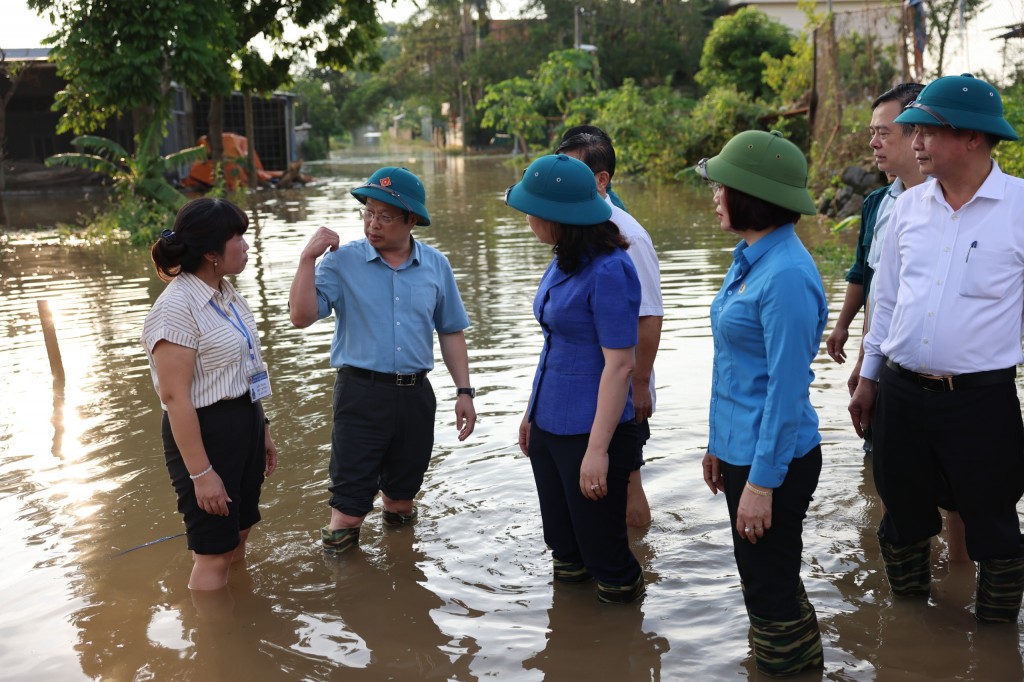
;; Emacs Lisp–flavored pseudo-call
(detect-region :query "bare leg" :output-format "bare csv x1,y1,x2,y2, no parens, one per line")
329,507,366,530
381,493,414,516
231,527,251,564
945,510,970,563
626,468,652,528
189,551,234,591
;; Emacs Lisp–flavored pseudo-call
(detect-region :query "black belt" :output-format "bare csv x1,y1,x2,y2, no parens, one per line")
339,365,428,386
885,358,1015,392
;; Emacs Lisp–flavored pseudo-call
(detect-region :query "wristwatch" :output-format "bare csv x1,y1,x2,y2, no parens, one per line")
456,387,476,399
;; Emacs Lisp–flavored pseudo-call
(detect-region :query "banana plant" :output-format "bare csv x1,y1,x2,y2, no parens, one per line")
45,120,207,210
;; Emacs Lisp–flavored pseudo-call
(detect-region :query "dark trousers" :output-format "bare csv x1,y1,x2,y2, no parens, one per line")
528,421,641,586
873,362,1024,560
721,446,822,621
329,371,436,516
162,395,265,555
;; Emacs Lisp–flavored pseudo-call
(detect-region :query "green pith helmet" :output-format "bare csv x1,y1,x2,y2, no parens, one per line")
699,130,817,215
504,154,612,225
894,73,1018,141
351,167,431,226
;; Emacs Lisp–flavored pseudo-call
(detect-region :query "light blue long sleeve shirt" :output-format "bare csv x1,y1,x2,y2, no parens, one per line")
708,224,827,488
314,238,469,373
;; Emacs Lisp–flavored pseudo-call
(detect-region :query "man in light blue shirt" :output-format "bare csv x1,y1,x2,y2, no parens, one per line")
290,167,476,554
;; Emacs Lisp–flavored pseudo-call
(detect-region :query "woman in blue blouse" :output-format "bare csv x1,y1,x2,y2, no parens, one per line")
698,131,828,675
505,154,645,604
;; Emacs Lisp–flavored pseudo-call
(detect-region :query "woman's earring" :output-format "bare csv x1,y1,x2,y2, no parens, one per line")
213,258,219,271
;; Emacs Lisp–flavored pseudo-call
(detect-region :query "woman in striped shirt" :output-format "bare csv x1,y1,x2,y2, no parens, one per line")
142,198,277,594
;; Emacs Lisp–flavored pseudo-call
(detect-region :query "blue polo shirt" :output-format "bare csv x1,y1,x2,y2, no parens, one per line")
314,238,470,373
529,249,641,435
708,224,827,488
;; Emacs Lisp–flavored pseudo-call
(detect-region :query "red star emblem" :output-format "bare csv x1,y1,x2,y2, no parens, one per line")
380,177,392,187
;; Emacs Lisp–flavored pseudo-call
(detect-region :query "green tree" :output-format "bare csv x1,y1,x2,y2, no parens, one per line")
536,49,601,122
696,7,794,101
477,77,546,159
28,0,236,137
926,0,988,78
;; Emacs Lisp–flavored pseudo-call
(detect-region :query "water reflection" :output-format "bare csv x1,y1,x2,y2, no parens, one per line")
2,149,1024,680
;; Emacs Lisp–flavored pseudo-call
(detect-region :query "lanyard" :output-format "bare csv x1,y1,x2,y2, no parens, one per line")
208,299,257,366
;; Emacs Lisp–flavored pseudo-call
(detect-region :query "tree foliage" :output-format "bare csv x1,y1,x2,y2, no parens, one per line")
478,77,546,160
925,0,988,78
696,7,794,101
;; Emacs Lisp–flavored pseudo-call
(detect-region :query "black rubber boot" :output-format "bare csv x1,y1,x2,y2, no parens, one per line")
748,581,824,677
878,532,931,597
976,557,1024,623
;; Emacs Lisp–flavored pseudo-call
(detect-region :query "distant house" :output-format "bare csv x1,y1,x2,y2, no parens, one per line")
726,0,902,44
3,48,300,173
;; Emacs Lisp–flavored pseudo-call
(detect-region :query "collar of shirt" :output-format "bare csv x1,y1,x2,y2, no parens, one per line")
733,223,796,272
178,272,240,309
360,236,422,268
923,160,1007,210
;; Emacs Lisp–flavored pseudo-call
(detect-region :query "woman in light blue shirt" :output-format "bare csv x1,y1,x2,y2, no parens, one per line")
505,154,644,604
697,131,828,675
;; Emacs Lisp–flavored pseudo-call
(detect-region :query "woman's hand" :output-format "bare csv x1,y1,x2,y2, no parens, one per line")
264,427,278,477
702,452,724,494
737,484,773,544
518,412,531,456
579,448,609,500
194,471,232,516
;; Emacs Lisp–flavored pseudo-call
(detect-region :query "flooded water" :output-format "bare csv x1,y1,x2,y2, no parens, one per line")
2,150,1023,681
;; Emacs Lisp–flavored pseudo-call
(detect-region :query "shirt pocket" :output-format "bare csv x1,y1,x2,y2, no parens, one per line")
197,325,243,373
958,248,1020,299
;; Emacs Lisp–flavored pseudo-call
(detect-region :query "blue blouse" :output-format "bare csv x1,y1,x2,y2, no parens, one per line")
529,249,641,435
709,224,828,487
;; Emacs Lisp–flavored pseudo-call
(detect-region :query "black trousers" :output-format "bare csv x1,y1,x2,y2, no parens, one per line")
873,362,1024,560
722,446,822,621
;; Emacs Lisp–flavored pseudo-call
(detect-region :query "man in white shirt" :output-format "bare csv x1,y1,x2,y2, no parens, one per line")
849,74,1024,623
556,127,664,528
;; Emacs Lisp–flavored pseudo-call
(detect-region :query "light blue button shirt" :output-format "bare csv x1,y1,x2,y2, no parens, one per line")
708,224,827,488
314,238,470,373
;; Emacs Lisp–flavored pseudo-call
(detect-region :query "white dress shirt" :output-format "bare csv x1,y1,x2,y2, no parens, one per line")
862,162,1024,380
607,196,664,410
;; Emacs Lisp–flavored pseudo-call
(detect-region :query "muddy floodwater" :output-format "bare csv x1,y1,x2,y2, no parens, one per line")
2,150,1023,681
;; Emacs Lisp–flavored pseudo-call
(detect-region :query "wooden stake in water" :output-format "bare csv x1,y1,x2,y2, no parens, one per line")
37,300,66,386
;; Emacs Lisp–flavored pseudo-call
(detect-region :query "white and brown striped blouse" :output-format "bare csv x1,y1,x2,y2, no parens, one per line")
141,272,266,410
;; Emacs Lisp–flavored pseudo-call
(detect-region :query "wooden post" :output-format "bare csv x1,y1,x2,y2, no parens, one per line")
37,300,65,386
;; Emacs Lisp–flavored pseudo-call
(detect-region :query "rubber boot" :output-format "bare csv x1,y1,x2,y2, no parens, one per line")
382,506,418,527
748,581,824,677
596,573,645,604
878,532,931,597
321,526,360,555
976,557,1024,623
553,558,592,583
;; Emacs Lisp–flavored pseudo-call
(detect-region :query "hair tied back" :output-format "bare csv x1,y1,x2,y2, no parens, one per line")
160,229,177,243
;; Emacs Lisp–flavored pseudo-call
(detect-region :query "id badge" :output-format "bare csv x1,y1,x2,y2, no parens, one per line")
249,368,272,402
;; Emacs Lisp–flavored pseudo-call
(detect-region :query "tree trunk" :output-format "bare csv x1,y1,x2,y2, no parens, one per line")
208,93,224,187
244,92,257,190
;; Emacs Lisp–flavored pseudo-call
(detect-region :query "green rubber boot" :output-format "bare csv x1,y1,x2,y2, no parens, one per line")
382,506,418,527
976,557,1024,623
321,526,360,555
553,558,592,583
748,581,824,677
878,532,931,597
596,574,645,604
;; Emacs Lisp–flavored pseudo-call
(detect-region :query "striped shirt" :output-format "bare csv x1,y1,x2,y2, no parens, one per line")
142,272,266,409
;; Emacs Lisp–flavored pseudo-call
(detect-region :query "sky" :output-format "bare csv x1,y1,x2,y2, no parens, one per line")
2,0,1022,83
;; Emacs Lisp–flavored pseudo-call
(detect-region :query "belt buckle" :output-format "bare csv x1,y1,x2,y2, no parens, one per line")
395,373,417,386
921,372,954,392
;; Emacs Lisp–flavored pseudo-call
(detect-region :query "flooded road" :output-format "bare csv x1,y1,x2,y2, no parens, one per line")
2,150,1023,680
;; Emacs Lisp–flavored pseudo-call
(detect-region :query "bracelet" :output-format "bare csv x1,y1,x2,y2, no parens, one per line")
745,481,772,497
189,465,214,481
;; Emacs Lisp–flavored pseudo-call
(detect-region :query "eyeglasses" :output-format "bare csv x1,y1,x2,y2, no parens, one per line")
359,208,403,225
903,101,956,129
697,158,722,194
